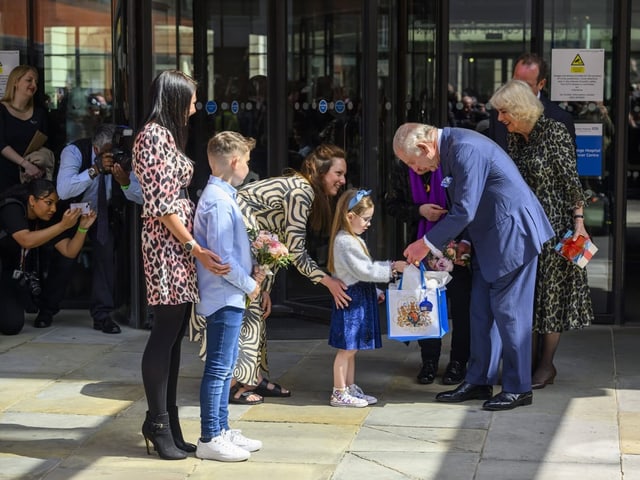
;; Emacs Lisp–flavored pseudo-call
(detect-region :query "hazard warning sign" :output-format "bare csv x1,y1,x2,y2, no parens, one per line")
551,49,604,102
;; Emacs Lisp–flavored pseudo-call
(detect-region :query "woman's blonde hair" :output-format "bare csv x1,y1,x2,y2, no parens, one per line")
327,188,373,273
489,79,544,128
1,65,38,107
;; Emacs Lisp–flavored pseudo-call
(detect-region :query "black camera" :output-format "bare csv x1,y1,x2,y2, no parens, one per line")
13,270,42,297
111,125,134,169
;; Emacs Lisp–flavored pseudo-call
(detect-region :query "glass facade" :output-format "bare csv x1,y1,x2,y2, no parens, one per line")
1,0,636,326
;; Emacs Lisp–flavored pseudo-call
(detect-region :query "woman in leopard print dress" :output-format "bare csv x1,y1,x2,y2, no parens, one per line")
230,144,349,403
490,79,594,389
133,70,228,460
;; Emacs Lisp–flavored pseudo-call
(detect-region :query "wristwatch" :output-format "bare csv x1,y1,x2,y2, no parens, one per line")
184,239,197,254
88,167,98,179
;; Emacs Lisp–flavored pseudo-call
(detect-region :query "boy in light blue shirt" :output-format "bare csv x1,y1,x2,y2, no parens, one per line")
193,131,265,462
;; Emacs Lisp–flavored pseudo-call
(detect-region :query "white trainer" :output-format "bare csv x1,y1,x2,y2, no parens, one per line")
330,388,368,407
222,428,262,452
349,384,378,405
196,434,250,462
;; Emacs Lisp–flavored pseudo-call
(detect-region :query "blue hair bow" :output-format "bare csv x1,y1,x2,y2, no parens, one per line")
348,189,372,210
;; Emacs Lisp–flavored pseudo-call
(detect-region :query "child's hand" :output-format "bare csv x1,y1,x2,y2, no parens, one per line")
377,290,385,304
248,284,261,301
252,265,267,284
392,260,408,273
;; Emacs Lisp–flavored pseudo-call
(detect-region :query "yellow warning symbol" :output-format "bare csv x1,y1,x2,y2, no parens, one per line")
571,54,585,73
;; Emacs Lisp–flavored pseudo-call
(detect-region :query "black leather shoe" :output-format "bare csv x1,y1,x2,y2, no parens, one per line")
435,382,493,403
94,316,122,334
482,391,533,411
33,312,53,328
442,360,467,385
417,361,438,384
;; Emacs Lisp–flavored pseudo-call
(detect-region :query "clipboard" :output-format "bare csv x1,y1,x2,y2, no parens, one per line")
24,130,48,156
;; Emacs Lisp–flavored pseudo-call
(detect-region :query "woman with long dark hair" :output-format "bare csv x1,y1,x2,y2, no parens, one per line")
132,70,228,460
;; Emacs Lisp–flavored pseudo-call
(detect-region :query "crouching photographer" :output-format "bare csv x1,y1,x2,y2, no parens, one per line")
0,179,97,335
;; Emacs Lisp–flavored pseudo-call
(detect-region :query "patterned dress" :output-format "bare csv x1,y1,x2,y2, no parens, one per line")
507,115,593,332
132,122,198,306
234,174,326,384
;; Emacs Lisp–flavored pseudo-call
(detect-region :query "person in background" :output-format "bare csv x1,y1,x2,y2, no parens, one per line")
385,160,472,386
230,144,350,404
133,69,229,461
0,65,48,191
55,123,143,333
0,179,96,335
327,188,406,407
194,131,265,462
489,79,593,389
395,122,554,411
486,52,576,150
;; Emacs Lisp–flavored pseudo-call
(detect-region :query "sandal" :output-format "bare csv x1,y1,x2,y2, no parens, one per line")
229,384,263,405
254,378,292,397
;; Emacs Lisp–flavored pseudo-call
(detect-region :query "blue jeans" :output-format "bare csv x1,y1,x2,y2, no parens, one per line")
200,306,244,439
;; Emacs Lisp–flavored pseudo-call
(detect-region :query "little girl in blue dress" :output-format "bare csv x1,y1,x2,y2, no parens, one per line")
327,188,407,407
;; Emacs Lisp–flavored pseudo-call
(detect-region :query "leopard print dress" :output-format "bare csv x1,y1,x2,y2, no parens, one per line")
132,122,198,306
508,115,593,333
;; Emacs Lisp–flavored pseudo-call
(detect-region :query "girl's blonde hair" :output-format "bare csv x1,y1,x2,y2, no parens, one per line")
327,188,374,273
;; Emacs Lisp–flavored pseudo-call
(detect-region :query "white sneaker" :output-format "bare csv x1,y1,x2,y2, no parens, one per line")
196,434,250,462
330,388,368,407
349,384,378,405
222,428,262,452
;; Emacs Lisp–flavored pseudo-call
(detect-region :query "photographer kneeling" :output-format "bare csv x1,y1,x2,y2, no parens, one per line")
0,179,97,335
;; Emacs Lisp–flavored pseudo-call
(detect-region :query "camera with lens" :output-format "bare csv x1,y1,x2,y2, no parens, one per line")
12,270,42,297
111,125,134,170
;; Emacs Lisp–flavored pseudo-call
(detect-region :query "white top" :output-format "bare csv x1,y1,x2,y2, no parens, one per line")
332,230,393,286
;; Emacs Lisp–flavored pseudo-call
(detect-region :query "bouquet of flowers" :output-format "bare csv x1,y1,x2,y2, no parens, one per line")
248,228,293,275
426,240,470,272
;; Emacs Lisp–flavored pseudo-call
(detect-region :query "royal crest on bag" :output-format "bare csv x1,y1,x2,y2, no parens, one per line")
386,264,451,341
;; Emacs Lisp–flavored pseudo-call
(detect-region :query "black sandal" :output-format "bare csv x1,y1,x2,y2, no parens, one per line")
229,384,263,405
254,378,292,397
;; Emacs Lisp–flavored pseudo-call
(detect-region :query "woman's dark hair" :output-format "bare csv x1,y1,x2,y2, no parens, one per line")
299,143,346,235
0,178,56,204
143,70,198,152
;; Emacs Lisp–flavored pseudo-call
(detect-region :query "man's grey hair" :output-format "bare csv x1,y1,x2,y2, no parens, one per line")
92,123,117,150
393,123,438,157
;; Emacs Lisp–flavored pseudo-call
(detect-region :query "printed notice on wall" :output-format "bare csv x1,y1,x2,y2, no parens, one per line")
550,49,604,102
0,51,20,97
575,123,603,177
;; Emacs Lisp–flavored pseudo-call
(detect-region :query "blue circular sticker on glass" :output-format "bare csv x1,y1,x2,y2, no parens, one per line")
231,100,239,114
205,100,217,114
318,99,328,114
335,100,345,114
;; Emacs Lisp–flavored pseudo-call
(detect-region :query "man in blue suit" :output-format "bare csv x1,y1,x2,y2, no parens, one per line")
394,123,554,411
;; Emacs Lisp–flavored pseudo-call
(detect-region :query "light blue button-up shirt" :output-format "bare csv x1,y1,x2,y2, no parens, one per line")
194,175,256,317
56,143,143,205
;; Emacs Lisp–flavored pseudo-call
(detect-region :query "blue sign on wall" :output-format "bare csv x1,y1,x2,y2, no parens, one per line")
335,100,345,114
231,100,239,114
318,99,328,114
575,124,603,177
205,100,217,114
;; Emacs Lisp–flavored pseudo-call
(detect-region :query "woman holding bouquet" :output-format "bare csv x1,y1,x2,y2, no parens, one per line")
385,160,472,386
230,143,349,403
489,79,593,389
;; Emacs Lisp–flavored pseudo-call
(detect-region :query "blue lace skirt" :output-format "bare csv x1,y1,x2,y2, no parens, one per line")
328,282,382,350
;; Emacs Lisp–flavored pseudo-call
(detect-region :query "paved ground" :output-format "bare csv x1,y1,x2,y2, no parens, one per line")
1,310,639,480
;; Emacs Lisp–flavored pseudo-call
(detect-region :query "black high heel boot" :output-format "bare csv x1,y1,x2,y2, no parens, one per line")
167,406,196,453
141,412,187,460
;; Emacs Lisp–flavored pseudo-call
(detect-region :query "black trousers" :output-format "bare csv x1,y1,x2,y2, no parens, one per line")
419,264,472,364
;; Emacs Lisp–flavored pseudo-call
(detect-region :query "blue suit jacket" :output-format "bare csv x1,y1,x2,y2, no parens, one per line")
425,128,554,282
